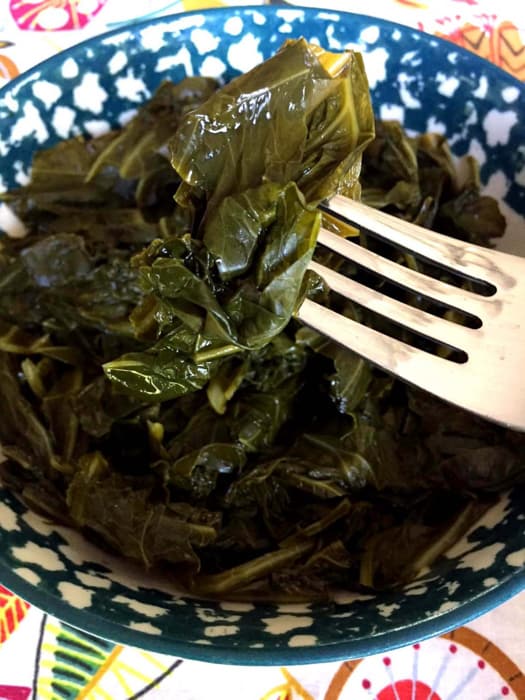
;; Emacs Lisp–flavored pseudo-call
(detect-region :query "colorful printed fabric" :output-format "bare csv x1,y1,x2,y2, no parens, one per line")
0,586,524,698
0,1,523,697
0,0,524,87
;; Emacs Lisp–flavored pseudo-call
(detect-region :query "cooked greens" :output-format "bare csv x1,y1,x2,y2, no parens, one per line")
0,39,522,599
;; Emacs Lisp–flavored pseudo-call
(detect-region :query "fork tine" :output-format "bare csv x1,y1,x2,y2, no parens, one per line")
297,297,467,389
328,195,516,290
308,260,476,352
305,195,525,431
297,298,525,430
317,227,488,320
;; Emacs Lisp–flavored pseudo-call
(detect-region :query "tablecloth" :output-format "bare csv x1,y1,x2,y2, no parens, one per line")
0,1,524,698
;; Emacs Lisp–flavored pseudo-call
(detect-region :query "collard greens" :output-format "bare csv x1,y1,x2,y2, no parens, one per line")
0,39,523,599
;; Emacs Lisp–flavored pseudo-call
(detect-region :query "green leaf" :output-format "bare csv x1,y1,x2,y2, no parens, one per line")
103,347,214,400
87,78,218,181
170,38,374,211
0,353,56,473
191,539,315,595
203,182,282,281
155,443,247,499
67,468,210,569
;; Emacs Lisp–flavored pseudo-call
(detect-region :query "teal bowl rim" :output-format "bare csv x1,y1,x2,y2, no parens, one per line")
0,4,524,665
0,561,523,664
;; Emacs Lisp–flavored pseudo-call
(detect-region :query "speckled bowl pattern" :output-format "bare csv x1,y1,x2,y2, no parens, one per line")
0,6,524,665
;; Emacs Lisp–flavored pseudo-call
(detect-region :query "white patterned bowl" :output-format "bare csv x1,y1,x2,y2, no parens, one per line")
0,7,524,664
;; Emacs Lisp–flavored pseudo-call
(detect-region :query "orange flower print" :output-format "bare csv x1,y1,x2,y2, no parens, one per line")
10,0,108,31
436,18,525,81
0,41,19,82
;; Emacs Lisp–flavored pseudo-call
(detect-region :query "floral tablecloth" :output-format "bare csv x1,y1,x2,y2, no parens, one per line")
0,1,524,698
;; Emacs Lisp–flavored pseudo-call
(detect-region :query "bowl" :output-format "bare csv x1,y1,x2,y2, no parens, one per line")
0,5,524,665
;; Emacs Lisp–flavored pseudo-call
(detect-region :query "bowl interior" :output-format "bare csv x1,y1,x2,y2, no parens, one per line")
0,6,524,664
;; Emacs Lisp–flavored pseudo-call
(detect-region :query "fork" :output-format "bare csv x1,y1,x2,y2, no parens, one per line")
297,194,525,431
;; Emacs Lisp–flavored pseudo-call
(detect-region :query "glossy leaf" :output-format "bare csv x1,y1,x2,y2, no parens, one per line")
0,42,520,600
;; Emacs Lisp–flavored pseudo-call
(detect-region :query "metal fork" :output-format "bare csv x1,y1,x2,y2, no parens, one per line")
297,194,525,431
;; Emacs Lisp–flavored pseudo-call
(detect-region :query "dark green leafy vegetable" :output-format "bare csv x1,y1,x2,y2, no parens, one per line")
87,78,218,182
360,122,506,243
104,37,375,395
0,40,522,601
170,39,374,213
66,457,216,569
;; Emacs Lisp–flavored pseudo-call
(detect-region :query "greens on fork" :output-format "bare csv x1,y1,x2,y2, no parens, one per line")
0,39,523,599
